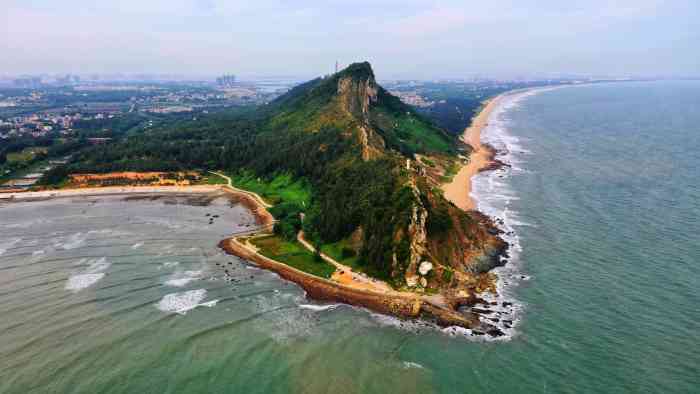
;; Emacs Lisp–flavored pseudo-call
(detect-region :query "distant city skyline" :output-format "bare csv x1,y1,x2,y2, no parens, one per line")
3,0,699,79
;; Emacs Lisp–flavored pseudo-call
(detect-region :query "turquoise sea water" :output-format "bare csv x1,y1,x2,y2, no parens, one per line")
1,81,699,393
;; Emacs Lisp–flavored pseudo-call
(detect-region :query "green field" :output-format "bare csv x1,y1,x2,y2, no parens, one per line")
229,171,311,207
202,172,228,185
251,235,335,278
394,116,452,153
6,147,48,164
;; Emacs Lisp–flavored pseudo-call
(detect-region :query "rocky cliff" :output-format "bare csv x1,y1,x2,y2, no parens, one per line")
262,61,507,292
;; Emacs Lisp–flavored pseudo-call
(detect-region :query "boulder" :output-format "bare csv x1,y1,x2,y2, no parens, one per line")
418,261,433,276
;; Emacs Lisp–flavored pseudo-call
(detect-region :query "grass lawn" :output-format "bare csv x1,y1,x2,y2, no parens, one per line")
6,147,48,164
395,116,452,154
319,238,389,282
203,172,228,185
320,239,362,269
229,171,311,207
251,235,335,279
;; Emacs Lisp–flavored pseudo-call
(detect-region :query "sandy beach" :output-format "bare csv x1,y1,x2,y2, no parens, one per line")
0,185,224,200
442,95,504,211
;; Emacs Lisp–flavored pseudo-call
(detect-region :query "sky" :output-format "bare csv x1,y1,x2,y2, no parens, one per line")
2,0,699,79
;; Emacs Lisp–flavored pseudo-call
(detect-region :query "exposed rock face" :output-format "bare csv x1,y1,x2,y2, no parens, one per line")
419,261,433,276
403,178,429,285
264,61,508,297
337,73,378,120
337,71,384,161
333,63,507,287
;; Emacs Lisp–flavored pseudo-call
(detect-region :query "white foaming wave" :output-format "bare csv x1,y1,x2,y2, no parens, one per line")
299,303,342,312
0,238,22,255
465,87,554,337
402,362,425,370
65,257,111,292
131,242,144,249
156,289,210,314
165,270,203,287
32,250,45,256
85,257,110,273
199,299,219,308
60,233,86,250
369,310,515,342
65,273,106,292
160,261,180,269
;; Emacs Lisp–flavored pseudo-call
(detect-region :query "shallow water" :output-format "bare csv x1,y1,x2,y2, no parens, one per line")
2,81,699,393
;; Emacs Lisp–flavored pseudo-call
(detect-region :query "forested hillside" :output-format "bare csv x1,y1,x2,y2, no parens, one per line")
50,62,506,288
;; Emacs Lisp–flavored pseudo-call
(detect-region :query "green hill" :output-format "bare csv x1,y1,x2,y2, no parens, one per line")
56,62,506,290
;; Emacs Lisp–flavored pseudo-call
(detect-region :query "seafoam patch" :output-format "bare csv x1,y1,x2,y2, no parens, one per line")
65,257,111,292
402,361,425,370
65,273,106,292
156,289,216,314
0,238,22,255
165,270,203,287
160,261,180,270
60,233,86,250
299,303,342,312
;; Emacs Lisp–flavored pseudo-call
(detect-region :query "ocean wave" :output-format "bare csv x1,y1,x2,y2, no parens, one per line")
298,303,342,312
65,257,111,292
164,270,203,287
160,261,180,269
0,238,22,255
65,273,106,292
370,310,515,342
59,232,86,250
156,289,209,314
467,87,553,336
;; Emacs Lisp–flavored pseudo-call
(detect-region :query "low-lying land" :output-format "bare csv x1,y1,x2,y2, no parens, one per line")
249,234,336,279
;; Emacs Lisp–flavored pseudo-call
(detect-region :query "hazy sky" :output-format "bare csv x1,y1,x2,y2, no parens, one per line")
2,0,698,79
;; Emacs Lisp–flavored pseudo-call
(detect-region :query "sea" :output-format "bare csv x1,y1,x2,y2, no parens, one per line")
1,81,699,393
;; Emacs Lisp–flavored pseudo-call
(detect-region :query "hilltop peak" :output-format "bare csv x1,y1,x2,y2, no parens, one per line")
336,62,375,81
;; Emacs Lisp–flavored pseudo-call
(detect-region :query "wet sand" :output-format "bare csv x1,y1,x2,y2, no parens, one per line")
0,185,223,200
442,95,504,211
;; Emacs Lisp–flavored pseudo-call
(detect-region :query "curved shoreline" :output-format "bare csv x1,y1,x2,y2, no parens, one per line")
218,236,497,332
442,94,508,211
2,183,497,332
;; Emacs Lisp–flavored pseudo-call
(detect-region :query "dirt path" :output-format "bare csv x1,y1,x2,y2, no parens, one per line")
296,231,396,293
209,171,273,209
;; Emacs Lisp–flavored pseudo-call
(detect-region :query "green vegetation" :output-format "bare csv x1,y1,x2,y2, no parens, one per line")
54,62,499,283
369,87,455,156
320,239,361,269
229,171,312,241
230,171,311,207
1,138,88,186
251,235,335,279
203,172,228,185
439,158,461,183
6,147,47,164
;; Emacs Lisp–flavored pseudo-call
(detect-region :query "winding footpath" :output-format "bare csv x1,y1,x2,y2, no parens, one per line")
296,231,395,294
209,171,273,209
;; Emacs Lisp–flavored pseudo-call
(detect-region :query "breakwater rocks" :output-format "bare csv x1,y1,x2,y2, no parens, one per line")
218,237,502,335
